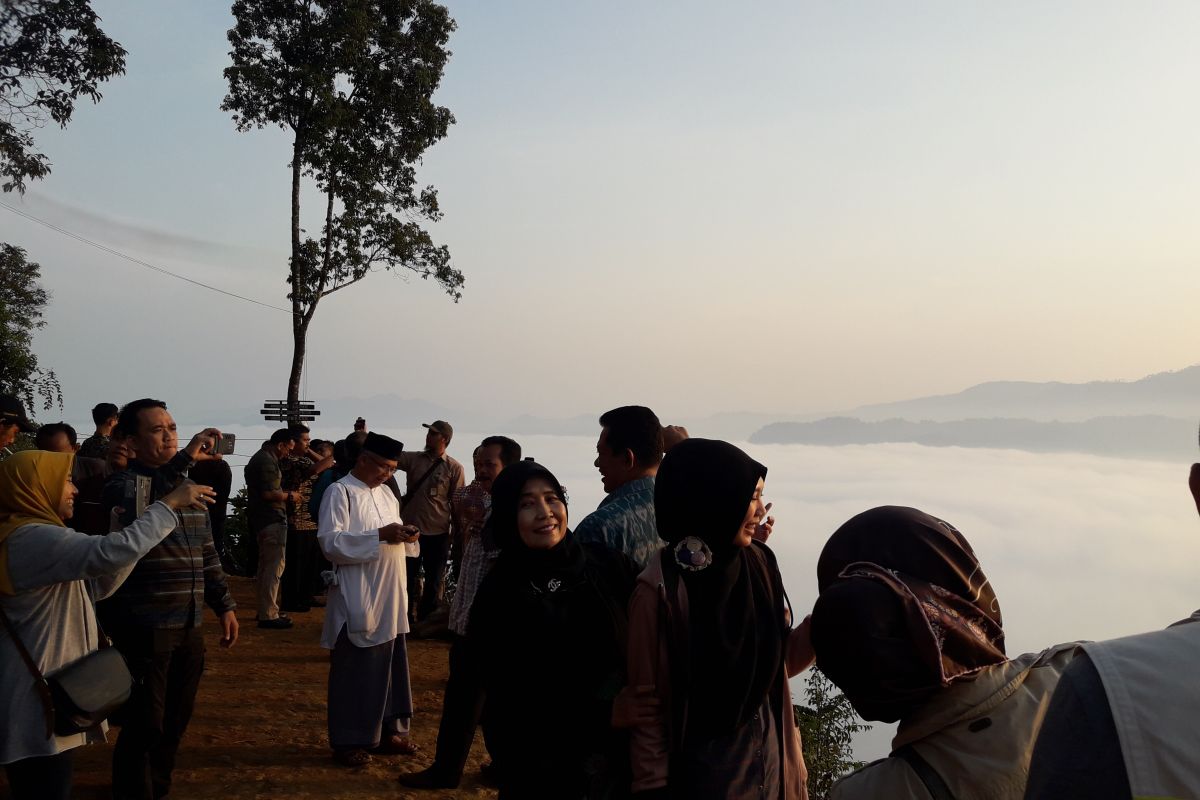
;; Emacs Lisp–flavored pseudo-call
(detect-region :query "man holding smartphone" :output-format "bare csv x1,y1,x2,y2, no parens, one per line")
100,399,238,800
318,432,420,767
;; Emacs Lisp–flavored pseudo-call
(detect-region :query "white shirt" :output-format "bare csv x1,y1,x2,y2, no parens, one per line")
317,474,409,648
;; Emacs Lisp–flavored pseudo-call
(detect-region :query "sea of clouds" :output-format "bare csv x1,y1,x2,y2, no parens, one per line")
212,424,1199,760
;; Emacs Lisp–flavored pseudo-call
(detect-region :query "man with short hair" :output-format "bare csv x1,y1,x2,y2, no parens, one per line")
38,420,112,535
33,420,78,453
79,401,119,459
401,435,522,790
101,398,237,800
0,395,35,455
319,432,420,767
245,428,298,628
395,420,465,621
0,394,36,454
280,425,335,612
573,405,664,569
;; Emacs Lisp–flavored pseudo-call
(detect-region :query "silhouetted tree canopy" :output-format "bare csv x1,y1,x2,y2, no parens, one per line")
0,244,62,412
0,0,126,193
222,0,463,410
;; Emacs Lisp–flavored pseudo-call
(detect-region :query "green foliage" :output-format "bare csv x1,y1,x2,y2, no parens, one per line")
222,487,253,576
0,0,127,193
795,667,871,800
0,243,62,413
222,0,462,307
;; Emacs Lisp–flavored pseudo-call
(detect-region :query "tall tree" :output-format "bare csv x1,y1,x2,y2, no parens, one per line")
795,667,871,800
222,0,464,413
0,244,62,412
0,0,127,193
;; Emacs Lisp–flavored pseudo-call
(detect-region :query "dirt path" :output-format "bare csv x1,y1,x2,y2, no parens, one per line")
64,577,498,800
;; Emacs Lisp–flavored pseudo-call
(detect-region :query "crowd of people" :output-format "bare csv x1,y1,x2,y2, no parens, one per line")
1,390,1199,799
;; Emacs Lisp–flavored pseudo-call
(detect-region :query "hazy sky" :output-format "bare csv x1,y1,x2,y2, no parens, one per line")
3,1,1199,423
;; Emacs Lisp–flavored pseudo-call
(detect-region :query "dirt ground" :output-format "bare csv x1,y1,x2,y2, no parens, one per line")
9,577,498,800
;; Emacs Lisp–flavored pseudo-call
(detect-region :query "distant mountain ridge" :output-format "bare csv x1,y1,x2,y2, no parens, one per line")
751,415,1196,461
844,365,1200,423
751,365,1200,460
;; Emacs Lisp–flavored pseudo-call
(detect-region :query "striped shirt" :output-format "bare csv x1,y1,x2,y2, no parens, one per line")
101,452,236,628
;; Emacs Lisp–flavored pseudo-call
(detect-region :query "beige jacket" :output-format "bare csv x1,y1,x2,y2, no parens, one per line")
1083,613,1200,800
830,642,1080,800
626,550,808,799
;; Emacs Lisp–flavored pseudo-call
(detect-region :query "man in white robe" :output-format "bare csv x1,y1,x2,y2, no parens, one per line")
318,432,420,766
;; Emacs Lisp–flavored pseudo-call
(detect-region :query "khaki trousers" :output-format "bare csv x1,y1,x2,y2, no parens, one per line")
255,522,287,620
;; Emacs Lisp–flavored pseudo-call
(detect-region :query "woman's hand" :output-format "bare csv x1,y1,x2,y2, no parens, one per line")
162,482,216,511
786,615,816,677
753,502,775,543
612,684,662,729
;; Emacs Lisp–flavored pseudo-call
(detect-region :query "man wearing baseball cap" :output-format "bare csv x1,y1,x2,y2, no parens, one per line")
0,394,36,452
395,420,464,622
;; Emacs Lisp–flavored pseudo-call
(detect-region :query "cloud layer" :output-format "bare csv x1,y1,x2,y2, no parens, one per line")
212,426,1199,760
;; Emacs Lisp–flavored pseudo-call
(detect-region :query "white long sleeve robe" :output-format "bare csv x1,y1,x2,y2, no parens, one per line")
317,474,409,648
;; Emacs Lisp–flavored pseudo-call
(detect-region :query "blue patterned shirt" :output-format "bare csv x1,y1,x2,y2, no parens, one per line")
572,476,659,569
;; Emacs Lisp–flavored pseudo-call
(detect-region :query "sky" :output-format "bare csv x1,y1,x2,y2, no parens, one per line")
3,2,1200,425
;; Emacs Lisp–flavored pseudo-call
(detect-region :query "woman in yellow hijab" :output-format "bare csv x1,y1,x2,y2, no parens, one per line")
0,450,214,800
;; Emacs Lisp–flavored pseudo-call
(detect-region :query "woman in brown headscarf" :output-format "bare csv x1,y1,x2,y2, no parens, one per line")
626,438,812,800
810,506,1080,800
0,450,213,800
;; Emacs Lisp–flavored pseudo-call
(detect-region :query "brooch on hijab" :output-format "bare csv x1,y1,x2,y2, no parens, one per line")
547,578,562,593
674,536,712,571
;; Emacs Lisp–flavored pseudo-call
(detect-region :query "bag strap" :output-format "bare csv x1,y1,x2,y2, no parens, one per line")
0,603,56,738
400,458,443,508
894,744,957,800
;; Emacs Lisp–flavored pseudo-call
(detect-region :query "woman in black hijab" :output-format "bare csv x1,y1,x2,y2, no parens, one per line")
467,461,638,800
626,439,812,800
809,506,1079,799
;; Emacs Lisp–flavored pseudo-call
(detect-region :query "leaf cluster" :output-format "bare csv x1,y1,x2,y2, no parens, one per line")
222,0,462,311
0,243,62,412
0,0,127,192
795,667,871,800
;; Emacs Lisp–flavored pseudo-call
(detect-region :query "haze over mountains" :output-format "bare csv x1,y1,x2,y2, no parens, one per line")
193,365,1199,461
751,365,1200,461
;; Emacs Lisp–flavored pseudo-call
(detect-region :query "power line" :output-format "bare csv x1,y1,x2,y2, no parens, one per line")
0,200,294,315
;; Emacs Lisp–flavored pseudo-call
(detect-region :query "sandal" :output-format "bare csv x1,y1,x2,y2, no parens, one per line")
333,748,372,767
371,735,420,756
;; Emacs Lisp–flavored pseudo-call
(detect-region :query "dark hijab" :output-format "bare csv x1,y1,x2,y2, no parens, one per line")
655,438,784,742
489,460,586,586
810,506,1007,723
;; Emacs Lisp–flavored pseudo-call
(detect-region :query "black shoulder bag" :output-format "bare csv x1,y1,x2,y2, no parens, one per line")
0,594,132,738
400,458,443,509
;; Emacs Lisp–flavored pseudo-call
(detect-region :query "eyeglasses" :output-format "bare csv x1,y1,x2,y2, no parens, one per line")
364,452,398,473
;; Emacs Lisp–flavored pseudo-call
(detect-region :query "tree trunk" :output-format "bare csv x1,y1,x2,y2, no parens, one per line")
286,317,309,422
287,138,304,417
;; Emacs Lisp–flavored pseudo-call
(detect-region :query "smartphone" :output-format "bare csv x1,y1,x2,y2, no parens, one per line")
207,433,236,455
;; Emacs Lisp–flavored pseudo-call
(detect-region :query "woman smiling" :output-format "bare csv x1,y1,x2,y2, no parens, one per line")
626,438,812,800
465,461,638,799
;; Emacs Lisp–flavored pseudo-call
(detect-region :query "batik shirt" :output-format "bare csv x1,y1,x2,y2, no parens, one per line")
448,481,493,636
77,433,110,460
572,476,659,569
281,455,318,531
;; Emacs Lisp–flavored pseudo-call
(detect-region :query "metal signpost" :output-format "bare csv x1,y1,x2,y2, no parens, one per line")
260,401,320,424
